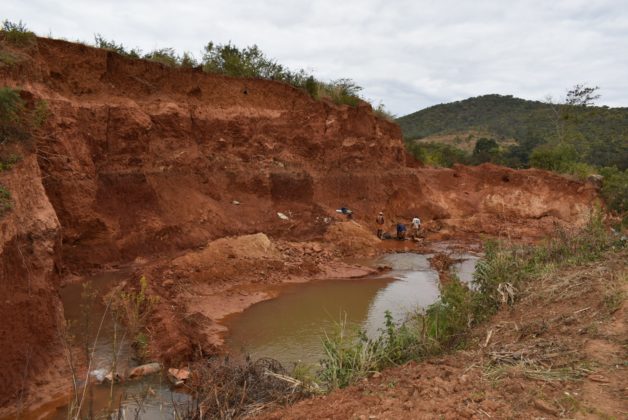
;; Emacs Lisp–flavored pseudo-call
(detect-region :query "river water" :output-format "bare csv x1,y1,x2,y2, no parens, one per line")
224,252,479,368
47,251,478,419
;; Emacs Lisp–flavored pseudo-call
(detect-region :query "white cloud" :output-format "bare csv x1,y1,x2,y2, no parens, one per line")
4,0,627,115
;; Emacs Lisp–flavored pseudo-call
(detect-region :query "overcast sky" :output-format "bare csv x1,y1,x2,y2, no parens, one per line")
4,0,627,115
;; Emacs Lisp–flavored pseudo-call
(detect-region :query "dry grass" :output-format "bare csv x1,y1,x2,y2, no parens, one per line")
182,357,314,419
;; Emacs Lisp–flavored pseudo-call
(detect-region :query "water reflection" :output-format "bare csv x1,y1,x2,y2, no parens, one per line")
225,253,469,367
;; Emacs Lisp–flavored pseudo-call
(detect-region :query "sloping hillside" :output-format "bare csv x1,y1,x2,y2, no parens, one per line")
397,94,628,169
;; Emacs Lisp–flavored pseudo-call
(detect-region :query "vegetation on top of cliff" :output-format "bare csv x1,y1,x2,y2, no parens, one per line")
0,20,36,46
87,31,366,107
3,19,394,115
94,31,372,108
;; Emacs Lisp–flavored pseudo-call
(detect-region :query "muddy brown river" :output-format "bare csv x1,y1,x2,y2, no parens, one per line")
50,251,478,419
224,252,479,367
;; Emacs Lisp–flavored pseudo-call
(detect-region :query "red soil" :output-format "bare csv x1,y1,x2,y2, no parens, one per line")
0,37,601,415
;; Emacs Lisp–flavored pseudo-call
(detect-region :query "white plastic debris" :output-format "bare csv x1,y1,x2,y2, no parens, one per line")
277,212,289,220
89,368,108,384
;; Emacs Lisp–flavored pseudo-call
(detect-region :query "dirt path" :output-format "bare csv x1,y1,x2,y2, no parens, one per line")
263,249,627,419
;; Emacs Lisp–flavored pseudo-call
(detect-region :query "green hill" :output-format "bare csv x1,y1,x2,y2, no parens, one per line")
396,94,628,170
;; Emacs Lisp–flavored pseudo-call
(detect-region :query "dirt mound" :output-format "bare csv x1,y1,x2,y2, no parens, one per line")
324,221,380,255
0,37,602,413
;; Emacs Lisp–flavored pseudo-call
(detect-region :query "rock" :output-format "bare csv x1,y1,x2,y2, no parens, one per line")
588,374,610,383
586,174,604,189
167,367,191,386
277,212,289,220
162,279,175,288
231,200,240,205
534,399,558,415
128,362,162,379
133,256,148,265
105,371,123,383
312,243,323,253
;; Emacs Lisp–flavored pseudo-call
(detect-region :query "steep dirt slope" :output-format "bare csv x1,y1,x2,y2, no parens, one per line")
0,153,65,408
0,37,601,413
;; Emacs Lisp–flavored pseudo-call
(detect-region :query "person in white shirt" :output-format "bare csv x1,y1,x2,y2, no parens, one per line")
411,216,421,238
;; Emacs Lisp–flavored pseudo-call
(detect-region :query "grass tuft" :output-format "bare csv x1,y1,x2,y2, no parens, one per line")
0,20,36,46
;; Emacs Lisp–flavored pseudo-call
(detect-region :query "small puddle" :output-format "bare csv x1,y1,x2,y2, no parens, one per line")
224,252,479,367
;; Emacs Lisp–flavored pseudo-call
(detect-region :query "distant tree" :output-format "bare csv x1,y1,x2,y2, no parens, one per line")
529,143,579,172
471,138,499,164
565,84,600,107
547,84,601,144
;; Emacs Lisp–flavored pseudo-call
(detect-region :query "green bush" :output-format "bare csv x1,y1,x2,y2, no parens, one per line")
144,48,179,67
304,75,318,98
562,161,597,180
0,88,47,146
179,51,198,68
112,275,159,362
471,137,500,164
316,79,362,107
319,311,425,389
599,167,628,215
203,42,288,79
0,87,23,122
94,34,142,58
201,42,365,107
373,103,397,122
0,154,21,172
319,317,381,389
0,86,28,144
406,141,469,167
529,143,579,172
0,20,36,46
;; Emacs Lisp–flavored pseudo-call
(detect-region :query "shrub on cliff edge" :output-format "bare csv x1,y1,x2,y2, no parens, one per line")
0,20,36,46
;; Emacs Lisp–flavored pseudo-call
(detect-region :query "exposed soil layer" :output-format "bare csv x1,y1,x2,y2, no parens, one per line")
0,37,602,415
264,249,627,420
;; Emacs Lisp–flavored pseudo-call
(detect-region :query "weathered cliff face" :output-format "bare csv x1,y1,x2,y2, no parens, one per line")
0,154,62,408
4,38,408,271
4,38,598,271
0,37,600,411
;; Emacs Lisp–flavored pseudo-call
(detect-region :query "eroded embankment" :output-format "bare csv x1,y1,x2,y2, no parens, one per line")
0,36,601,414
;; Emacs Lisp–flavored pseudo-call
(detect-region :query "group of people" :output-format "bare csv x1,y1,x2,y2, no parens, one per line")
376,212,422,240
